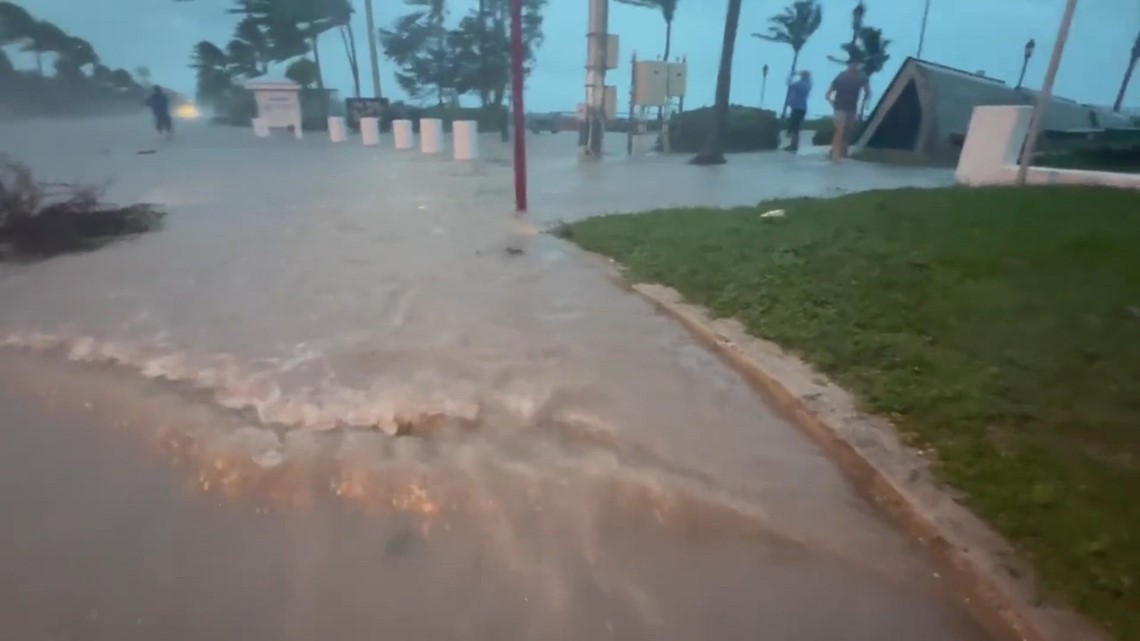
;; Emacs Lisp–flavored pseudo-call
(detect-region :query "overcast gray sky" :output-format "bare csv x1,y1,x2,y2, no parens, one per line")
16,0,1140,115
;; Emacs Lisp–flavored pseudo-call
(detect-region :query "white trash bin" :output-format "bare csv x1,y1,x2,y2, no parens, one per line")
420,118,443,154
360,117,380,146
452,120,479,160
328,116,346,142
393,119,414,150
252,117,270,138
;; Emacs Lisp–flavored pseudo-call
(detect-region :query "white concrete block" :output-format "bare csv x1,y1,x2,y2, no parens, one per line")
360,117,380,146
955,105,1031,187
252,118,270,138
452,120,479,160
328,116,346,142
393,119,414,150
420,118,443,154
956,104,1140,190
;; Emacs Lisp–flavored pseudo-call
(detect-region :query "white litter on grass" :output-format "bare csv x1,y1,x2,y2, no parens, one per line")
760,209,786,218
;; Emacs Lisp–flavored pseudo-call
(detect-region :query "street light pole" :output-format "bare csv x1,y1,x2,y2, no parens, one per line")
1016,38,1035,89
582,0,610,158
510,0,528,212
917,0,931,58
1113,30,1140,113
760,64,769,108
1017,0,1078,186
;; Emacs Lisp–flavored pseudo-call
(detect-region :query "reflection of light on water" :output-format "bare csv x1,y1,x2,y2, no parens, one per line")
143,405,765,550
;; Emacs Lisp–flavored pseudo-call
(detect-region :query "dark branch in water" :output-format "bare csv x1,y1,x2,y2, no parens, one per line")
0,157,166,260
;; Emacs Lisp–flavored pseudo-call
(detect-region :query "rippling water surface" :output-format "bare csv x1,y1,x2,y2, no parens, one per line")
0,117,982,640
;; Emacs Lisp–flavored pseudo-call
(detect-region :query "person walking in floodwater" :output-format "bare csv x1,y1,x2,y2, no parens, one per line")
144,85,173,139
825,61,871,161
783,70,812,153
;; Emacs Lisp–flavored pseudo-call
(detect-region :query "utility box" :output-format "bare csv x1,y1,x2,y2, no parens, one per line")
606,34,620,69
667,61,688,98
604,85,618,120
244,77,303,138
587,34,620,70
634,60,668,106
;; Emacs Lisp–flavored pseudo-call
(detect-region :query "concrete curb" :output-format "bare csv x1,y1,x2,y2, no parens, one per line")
551,235,1109,641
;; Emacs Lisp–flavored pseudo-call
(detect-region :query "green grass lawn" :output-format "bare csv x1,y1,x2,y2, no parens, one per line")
564,186,1140,639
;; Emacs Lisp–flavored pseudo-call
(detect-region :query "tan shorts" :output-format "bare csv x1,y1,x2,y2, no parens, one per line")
833,110,857,127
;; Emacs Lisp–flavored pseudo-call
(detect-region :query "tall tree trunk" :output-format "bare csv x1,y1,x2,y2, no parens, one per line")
663,19,672,62
1114,54,1137,113
35,51,43,76
340,24,361,97
363,0,382,97
478,0,488,107
691,0,741,165
311,34,327,119
312,35,325,92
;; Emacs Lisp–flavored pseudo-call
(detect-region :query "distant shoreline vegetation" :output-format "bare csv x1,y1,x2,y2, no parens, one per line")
0,2,149,118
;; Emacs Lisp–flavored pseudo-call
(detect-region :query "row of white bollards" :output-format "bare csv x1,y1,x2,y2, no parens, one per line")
325,116,479,160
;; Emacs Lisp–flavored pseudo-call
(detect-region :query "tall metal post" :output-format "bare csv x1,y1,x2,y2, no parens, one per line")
363,0,382,97
917,0,931,58
1113,30,1140,113
1017,0,1078,186
628,51,637,156
582,0,609,158
510,0,528,212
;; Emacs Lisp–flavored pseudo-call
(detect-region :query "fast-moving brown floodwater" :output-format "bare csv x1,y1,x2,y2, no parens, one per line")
0,117,984,640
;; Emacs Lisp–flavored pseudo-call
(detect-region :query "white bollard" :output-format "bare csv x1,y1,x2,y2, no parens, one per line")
252,118,270,138
452,120,479,160
420,118,443,154
360,117,380,146
393,119,414,150
328,116,346,142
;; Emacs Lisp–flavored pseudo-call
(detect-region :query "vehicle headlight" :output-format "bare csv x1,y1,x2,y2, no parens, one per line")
175,104,201,120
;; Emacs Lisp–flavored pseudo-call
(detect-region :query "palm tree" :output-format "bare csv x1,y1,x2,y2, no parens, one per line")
53,35,98,82
192,40,235,105
0,1,34,48
231,16,272,76
691,0,742,165
753,0,821,117
134,65,152,86
753,1,821,78
24,20,68,76
1113,30,1140,113
231,0,353,98
616,0,679,63
849,1,865,46
831,25,890,118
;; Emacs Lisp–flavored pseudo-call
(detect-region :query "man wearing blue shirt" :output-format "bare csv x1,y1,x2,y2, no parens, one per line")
784,70,812,152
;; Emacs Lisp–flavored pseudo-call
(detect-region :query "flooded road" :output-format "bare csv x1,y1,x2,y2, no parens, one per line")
0,116,981,639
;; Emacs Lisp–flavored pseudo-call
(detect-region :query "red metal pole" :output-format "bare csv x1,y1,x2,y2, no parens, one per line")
510,0,528,213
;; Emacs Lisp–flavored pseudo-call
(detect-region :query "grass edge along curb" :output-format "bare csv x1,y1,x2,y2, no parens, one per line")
556,186,1140,641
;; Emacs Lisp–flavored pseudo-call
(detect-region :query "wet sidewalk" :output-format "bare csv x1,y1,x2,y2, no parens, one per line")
0,116,982,640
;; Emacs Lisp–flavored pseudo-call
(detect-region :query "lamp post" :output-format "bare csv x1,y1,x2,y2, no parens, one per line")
1016,38,1035,89
510,0,527,212
760,64,769,108
1017,0,1078,186
1113,30,1140,113
917,0,931,58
